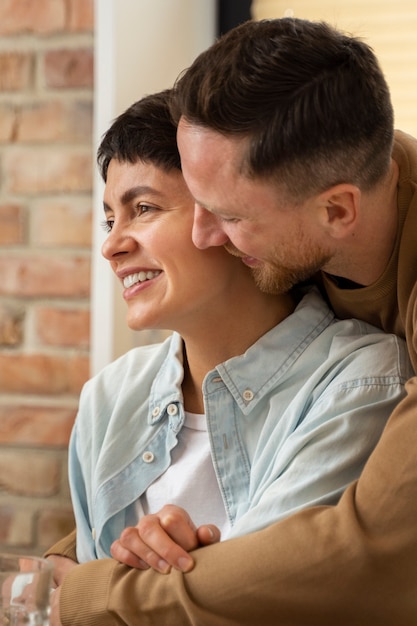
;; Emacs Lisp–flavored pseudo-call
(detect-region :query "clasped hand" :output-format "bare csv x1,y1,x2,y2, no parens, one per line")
111,504,221,574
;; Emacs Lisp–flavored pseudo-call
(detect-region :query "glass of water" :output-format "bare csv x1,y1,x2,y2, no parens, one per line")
0,554,53,625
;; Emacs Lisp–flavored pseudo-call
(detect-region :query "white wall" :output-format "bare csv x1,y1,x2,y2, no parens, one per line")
91,0,217,374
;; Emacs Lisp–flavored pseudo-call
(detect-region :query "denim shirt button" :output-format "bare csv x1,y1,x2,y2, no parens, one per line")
142,451,154,463
167,403,178,416
243,389,254,402
152,406,161,417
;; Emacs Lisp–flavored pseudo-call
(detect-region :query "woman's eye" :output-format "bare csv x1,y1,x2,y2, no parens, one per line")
101,219,114,233
100,204,156,233
136,204,154,216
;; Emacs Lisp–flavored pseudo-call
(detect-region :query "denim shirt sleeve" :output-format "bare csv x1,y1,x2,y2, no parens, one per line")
68,421,96,562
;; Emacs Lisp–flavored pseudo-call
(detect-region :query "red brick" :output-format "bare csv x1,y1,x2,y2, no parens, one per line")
0,353,89,395
68,354,90,394
4,148,93,194
35,307,90,348
0,303,24,346
0,405,76,446
37,507,75,548
0,504,33,546
0,204,25,244
0,0,66,35
68,0,94,32
0,449,60,496
0,506,14,543
0,255,90,298
17,99,93,143
0,103,17,142
44,48,94,88
32,199,92,247
0,52,33,91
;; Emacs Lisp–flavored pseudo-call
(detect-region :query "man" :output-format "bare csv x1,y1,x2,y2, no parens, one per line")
48,18,417,626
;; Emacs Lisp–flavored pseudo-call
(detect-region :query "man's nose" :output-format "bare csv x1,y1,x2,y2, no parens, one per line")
192,204,229,249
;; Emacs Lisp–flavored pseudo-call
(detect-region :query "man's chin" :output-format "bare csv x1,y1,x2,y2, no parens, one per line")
251,266,299,295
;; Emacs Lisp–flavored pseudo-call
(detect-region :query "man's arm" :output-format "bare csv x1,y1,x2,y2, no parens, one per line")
58,378,417,626
44,529,78,588
45,529,77,562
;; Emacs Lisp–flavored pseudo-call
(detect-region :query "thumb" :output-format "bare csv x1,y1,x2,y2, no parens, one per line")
196,524,221,546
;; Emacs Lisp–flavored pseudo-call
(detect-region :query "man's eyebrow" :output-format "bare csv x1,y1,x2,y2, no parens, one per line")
103,185,163,214
195,200,233,218
193,197,217,213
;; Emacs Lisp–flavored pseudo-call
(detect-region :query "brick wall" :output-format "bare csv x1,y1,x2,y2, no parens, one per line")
0,0,94,555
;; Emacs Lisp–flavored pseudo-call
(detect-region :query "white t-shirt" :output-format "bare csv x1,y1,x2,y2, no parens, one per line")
137,411,231,539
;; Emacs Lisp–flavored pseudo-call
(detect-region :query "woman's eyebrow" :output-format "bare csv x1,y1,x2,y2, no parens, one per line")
120,185,162,205
103,185,164,214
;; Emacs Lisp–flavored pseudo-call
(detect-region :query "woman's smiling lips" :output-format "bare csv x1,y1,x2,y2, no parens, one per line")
117,269,162,298
122,270,161,288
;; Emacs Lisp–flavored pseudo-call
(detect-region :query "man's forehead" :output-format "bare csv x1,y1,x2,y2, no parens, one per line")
178,123,248,179
177,119,221,149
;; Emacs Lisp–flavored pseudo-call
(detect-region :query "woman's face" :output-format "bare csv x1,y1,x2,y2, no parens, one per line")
101,159,254,334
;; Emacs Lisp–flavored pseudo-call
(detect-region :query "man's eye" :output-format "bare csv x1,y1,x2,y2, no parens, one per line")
220,216,240,223
101,219,114,233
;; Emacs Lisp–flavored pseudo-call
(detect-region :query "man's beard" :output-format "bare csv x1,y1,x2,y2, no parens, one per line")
235,250,331,295
249,261,324,294
224,241,332,295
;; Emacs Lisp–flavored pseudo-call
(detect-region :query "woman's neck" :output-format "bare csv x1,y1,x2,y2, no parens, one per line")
181,291,296,413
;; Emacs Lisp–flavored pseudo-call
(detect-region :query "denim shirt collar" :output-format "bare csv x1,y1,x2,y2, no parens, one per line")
213,288,335,415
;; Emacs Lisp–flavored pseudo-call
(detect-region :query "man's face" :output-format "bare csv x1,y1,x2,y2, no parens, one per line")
177,118,333,294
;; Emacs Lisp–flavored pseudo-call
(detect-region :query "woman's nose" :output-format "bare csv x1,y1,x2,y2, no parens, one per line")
101,221,136,260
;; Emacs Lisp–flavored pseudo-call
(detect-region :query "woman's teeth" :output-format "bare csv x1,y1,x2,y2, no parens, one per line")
123,270,161,288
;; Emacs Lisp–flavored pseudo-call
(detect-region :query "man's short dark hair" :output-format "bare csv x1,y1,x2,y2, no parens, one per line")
171,18,394,200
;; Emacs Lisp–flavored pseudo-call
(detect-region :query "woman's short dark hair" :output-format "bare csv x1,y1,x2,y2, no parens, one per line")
97,89,180,182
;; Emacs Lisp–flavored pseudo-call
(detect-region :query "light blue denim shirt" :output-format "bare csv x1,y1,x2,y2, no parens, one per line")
69,288,412,561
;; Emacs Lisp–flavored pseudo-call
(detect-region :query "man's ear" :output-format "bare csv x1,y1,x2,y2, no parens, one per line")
318,184,361,239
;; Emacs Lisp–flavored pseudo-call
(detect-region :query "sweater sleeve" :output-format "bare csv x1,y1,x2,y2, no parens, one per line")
58,377,417,626
44,529,77,562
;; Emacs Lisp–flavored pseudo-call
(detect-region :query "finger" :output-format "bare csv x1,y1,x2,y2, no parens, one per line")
137,516,195,573
116,526,172,574
196,524,221,546
158,505,199,551
110,538,150,570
